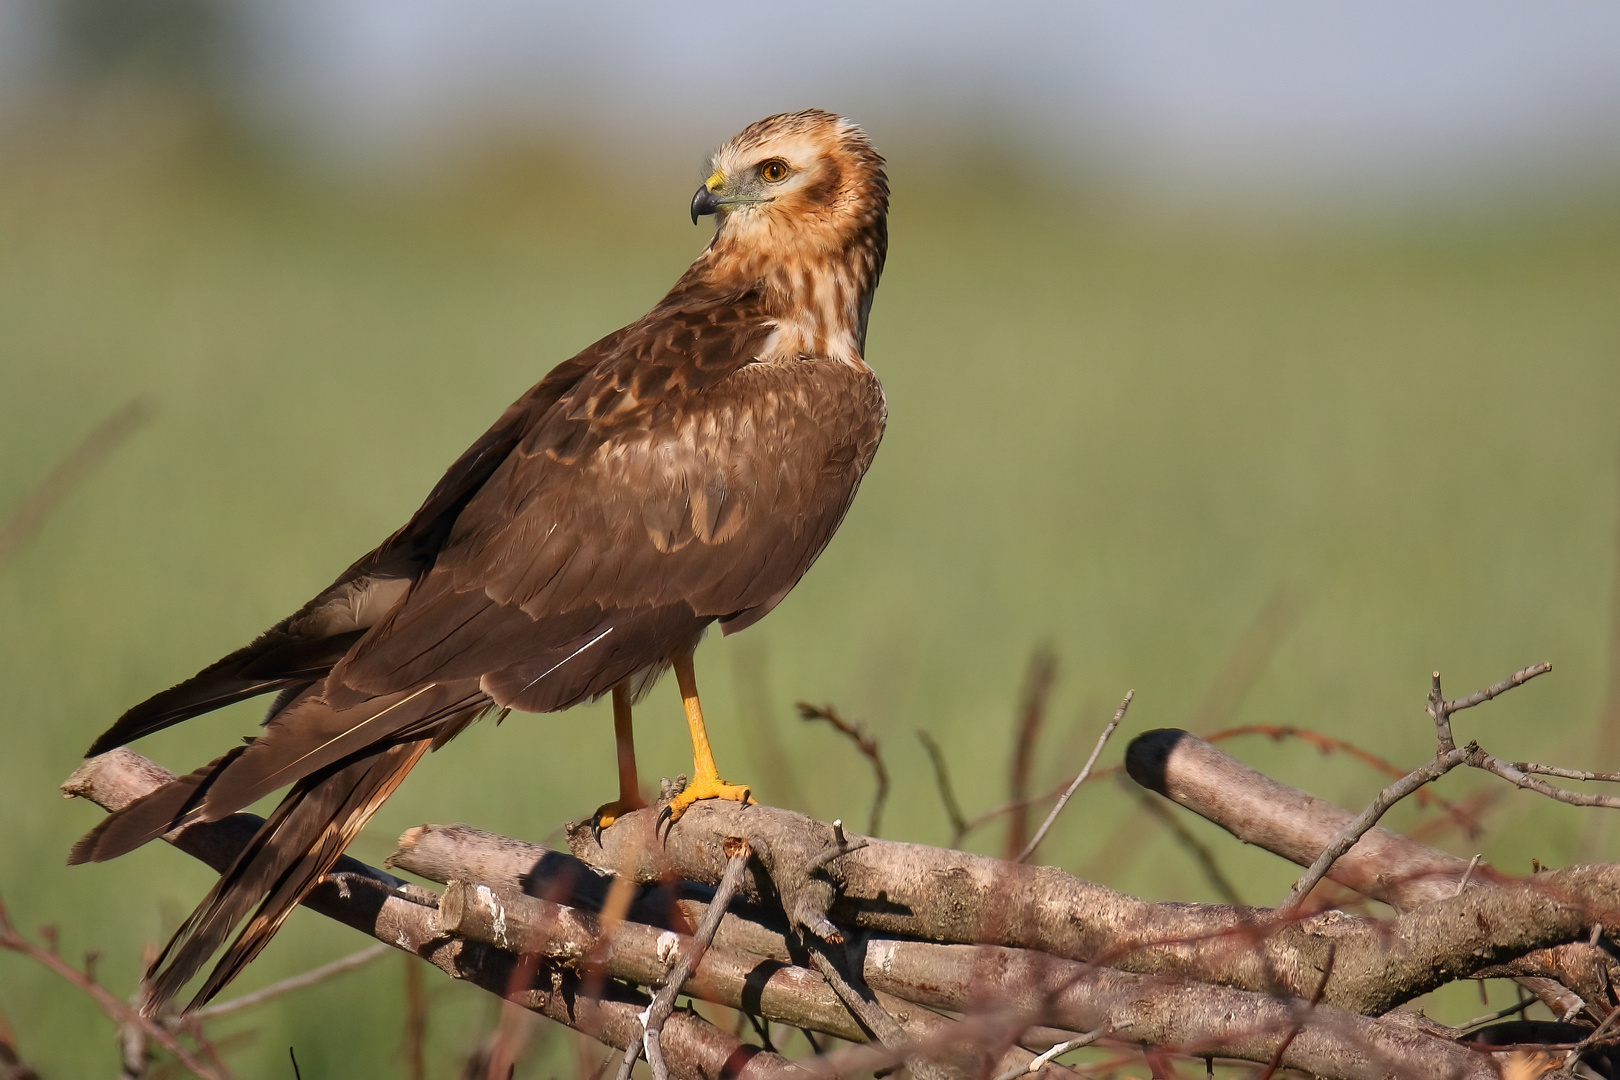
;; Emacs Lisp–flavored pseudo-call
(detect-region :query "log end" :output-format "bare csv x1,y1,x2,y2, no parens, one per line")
1124,728,1192,796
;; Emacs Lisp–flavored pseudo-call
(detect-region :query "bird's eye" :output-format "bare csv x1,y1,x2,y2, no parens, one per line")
759,160,790,183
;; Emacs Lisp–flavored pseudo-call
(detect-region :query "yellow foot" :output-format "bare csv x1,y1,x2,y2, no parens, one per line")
588,797,647,840
659,775,754,827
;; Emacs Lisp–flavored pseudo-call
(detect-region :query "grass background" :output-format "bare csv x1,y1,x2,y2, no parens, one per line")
2,108,1619,1075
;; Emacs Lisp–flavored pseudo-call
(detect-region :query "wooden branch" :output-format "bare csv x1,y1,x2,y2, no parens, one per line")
563,794,1620,1016
1123,728,1606,1018
63,746,1600,1079
61,752,798,1080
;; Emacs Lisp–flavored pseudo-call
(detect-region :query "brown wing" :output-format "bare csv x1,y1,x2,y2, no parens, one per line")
83,340,612,756
329,297,887,714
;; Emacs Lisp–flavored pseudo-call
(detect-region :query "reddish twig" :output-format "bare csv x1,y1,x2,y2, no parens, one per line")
0,897,224,1080
1006,648,1059,859
1280,663,1556,915
917,730,969,846
1199,725,1474,826
0,1007,42,1080
1258,944,1337,1080
1189,590,1302,733
403,952,428,1080
797,704,889,837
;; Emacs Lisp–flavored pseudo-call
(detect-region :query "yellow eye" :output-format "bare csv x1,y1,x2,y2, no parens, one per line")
760,159,790,183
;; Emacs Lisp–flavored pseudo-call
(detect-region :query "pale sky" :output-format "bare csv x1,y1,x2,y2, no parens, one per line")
5,1,1620,198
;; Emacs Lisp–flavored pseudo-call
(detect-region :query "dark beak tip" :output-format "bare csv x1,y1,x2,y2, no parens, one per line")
690,185,719,225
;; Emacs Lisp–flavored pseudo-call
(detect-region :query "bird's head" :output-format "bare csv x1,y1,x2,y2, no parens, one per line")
692,109,888,266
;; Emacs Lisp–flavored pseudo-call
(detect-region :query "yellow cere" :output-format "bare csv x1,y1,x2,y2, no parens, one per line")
705,170,725,192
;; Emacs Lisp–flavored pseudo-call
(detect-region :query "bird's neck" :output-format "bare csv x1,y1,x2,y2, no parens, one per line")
689,220,888,362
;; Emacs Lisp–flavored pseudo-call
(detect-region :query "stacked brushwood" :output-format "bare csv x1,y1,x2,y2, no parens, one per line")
61,675,1620,1080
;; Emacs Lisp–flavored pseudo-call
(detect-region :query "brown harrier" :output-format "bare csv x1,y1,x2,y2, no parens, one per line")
70,109,890,1015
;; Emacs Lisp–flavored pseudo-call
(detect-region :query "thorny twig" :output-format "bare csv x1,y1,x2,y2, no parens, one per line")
1017,691,1132,863
0,897,225,1080
798,704,889,837
614,839,751,1080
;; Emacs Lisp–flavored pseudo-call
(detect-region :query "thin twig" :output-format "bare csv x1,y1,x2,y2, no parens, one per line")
1472,754,1620,809
1445,662,1555,716
1007,648,1059,859
1257,943,1337,1080
0,398,150,569
403,951,428,1080
614,839,751,1080
917,730,969,845
1452,855,1483,899
1135,791,1243,905
184,943,390,1023
0,898,224,1080
990,1027,1108,1080
1282,662,1555,914
798,704,889,836
1458,992,1535,1032
0,1007,42,1080
1512,763,1620,784
1189,590,1302,732
1017,691,1132,863
1279,746,1470,914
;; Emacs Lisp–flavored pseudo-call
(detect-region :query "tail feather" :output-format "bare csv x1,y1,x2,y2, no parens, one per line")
86,631,364,757
142,738,433,1015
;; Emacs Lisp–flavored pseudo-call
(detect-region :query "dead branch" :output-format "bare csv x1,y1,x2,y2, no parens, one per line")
0,897,224,1080
61,752,798,1080
1005,648,1058,859
1123,728,1606,1018
564,790,1620,1017
797,704,889,837
916,730,969,844
185,943,390,1024
614,839,751,1080
66,736,1618,1079
1017,690,1131,863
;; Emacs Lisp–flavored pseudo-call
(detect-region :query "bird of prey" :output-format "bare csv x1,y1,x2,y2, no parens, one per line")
70,109,890,1015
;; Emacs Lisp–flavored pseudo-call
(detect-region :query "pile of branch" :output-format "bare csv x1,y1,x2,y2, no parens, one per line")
57,663,1620,1080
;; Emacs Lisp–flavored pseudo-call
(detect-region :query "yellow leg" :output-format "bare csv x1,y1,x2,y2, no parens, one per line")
590,684,647,832
663,649,753,823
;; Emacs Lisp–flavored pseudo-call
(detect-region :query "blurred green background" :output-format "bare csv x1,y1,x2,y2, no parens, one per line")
4,4,1620,1076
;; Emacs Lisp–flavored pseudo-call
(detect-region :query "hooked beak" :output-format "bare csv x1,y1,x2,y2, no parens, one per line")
690,183,720,224
691,170,725,224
